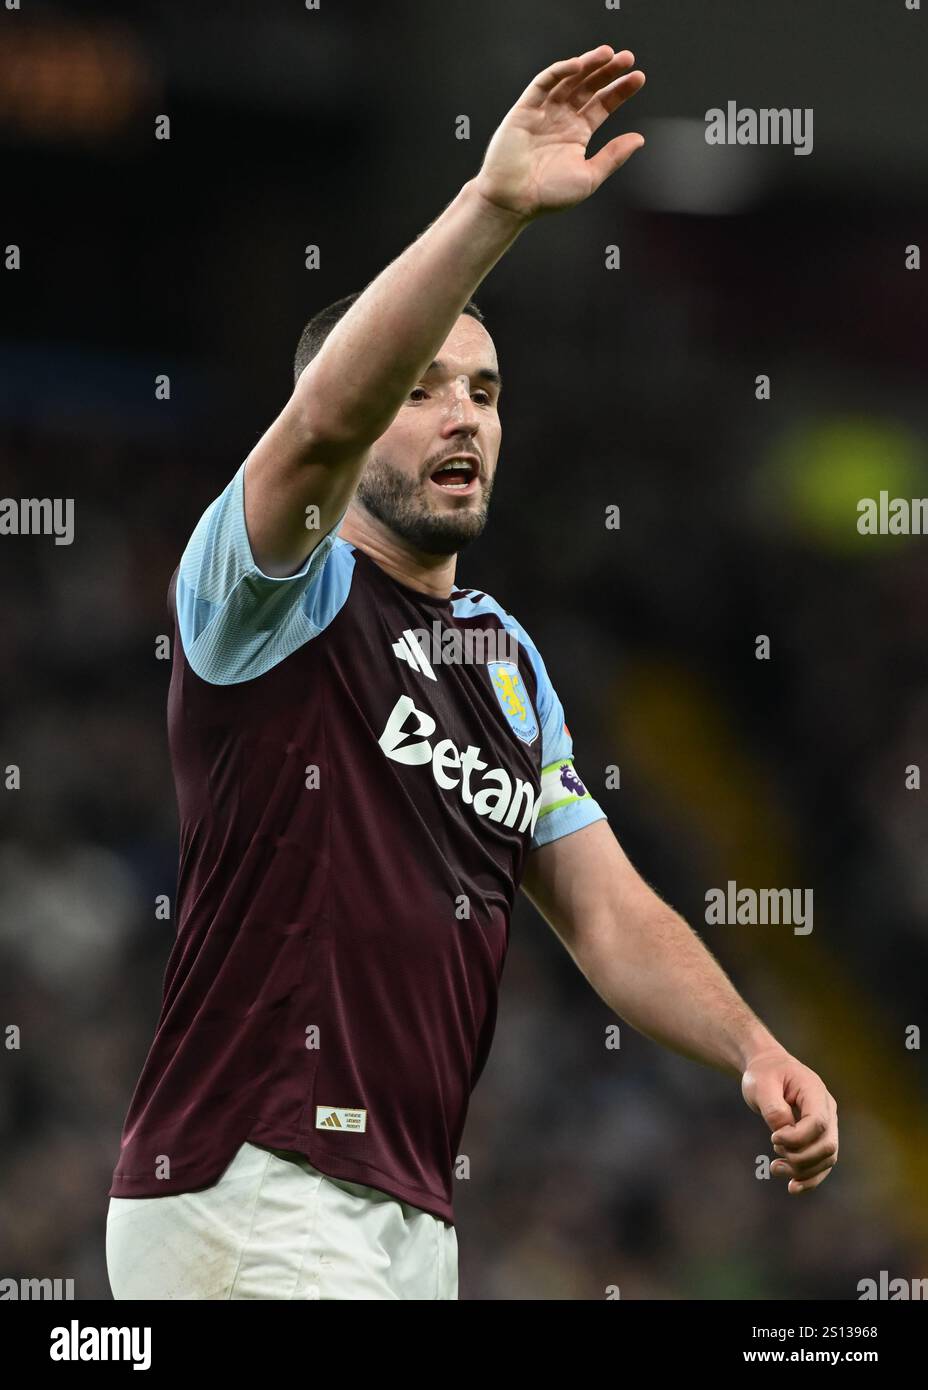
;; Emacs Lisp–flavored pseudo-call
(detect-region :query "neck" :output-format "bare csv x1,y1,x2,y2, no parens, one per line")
338,504,457,599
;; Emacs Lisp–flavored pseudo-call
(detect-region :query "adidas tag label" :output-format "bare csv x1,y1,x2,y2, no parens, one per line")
315,1105,367,1133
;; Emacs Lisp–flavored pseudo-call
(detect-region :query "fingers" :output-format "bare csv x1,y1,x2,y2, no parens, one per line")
520,44,615,110
771,1109,838,1193
773,1134,838,1166
577,69,646,128
584,131,645,191
773,1158,837,1191
770,1112,828,1150
746,1060,838,1196
777,1162,837,1195
569,50,638,111
772,1135,838,1178
772,1148,838,1190
790,1168,834,1194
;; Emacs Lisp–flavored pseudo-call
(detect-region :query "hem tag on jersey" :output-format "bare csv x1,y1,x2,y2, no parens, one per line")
315,1105,367,1132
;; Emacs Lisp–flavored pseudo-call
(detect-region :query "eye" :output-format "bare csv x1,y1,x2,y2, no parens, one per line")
473,390,492,405
408,386,429,401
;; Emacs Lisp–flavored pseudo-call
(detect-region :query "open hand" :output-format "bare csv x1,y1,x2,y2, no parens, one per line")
474,44,646,222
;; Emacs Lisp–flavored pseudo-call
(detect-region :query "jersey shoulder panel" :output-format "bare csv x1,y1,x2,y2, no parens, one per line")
450,587,607,849
174,459,354,685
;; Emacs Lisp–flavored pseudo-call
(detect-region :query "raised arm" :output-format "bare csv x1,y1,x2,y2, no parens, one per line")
243,43,646,576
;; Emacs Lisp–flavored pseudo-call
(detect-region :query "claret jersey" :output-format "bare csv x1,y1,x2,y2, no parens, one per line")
109,459,606,1222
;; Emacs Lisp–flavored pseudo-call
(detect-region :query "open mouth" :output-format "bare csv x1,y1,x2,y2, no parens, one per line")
429,457,480,494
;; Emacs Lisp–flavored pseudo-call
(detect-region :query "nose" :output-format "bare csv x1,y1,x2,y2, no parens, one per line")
441,415,480,446
441,380,482,438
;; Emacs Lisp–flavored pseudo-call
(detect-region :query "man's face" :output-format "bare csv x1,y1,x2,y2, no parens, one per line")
354,315,502,556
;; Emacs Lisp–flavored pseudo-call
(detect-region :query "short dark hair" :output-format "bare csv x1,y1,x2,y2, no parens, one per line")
293,291,485,385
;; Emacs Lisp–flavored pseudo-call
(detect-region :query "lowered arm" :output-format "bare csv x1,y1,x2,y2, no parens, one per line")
520,819,839,1194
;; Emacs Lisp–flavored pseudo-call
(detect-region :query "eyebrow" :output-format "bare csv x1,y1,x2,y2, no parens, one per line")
424,359,503,391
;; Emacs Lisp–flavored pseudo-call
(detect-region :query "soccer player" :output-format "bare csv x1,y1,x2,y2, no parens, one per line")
106,44,838,1300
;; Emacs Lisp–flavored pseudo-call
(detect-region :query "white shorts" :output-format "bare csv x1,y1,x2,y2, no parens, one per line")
106,1140,458,1300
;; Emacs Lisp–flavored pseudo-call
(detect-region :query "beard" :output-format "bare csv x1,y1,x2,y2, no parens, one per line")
355,453,493,556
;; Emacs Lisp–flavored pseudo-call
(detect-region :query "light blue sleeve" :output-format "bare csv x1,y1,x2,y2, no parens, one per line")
517,626,608,851
449,590,607,849
174,460,354,685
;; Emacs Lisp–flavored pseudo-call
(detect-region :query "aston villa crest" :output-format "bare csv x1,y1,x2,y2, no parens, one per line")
488,660,538,745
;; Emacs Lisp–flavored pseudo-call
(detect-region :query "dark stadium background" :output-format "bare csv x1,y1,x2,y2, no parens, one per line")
1,0,926,1300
